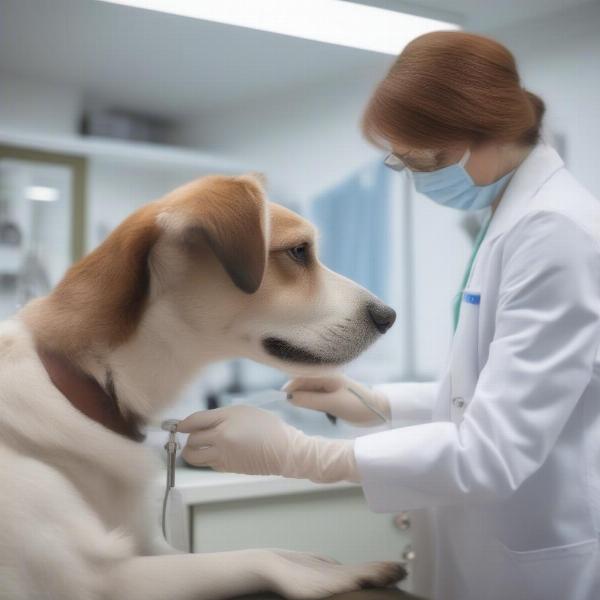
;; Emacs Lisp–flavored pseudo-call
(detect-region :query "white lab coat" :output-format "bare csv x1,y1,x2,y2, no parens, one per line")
354,143,600,600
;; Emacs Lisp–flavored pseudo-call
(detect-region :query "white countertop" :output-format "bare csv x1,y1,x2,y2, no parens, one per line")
169,466,358,506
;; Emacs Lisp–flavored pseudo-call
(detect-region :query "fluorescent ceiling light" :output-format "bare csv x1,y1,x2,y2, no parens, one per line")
26,185,59,202
96,0,459,55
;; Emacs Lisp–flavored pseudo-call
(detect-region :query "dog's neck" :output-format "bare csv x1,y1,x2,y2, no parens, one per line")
23,293,227,424
36,344,146,442
80,300,225,421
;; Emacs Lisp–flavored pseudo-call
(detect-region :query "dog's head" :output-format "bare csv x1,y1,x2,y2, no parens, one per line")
150,174,395,374
31,174,395,375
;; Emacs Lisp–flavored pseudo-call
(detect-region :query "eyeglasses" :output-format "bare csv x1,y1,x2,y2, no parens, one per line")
383,152,408,172
384,148,469,173
383,150,442,173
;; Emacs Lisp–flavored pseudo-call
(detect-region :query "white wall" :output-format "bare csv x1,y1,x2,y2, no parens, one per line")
0,72,81,136
489,1,600,197
86,161,204,249
181,65,390,209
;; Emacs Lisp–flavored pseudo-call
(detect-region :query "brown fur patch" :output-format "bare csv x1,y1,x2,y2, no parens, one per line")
268,204,315,251
23,202,162,357
169,175,268,294
267,204,319,294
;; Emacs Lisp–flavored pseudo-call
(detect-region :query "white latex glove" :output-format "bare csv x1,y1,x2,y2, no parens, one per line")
178,406,360,484
283,375,391,427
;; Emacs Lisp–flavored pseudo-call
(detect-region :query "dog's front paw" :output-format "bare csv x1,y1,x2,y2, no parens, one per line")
340,560,408,590
260,549,406,599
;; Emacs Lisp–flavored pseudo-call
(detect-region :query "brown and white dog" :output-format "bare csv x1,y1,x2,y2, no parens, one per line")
0,174,402,600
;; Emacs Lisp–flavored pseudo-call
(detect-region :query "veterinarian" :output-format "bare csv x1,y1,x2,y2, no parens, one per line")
179,32,600,600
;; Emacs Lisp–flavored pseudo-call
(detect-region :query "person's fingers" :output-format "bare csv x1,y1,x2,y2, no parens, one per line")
177,409,226,433
182,444,219,467
288,390,342,412
282,376,344,394
185,429,218,449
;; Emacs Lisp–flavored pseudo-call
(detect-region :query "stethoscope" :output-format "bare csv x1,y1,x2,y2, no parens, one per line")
160,419,180,540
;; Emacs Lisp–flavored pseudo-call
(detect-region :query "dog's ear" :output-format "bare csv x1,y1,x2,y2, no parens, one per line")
29,202,162,353
176,174,269,294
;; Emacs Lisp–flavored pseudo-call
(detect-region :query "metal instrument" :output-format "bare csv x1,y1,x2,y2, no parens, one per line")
161,419,180,539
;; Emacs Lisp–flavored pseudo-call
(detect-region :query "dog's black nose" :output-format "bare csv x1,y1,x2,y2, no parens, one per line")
367,302,396,334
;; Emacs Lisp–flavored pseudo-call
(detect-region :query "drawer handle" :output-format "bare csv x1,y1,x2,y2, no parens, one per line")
452,396,465,409
402,544,416,562
394,512,411,530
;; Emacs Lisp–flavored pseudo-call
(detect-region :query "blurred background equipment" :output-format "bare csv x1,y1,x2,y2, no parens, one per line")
0,149,85,316
81,108,174,144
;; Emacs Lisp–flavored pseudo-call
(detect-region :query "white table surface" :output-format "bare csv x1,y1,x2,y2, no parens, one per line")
169,466,358,506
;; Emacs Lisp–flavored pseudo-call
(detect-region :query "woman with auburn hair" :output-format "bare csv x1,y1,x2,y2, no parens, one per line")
181,32,600,600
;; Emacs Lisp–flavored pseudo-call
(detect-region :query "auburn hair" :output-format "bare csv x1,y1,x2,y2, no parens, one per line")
362,31,545,150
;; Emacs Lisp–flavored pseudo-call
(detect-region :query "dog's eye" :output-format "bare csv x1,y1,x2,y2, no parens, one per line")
287,244,308,264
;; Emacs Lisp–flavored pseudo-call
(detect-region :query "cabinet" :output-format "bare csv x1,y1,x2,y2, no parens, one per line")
164,468,421,595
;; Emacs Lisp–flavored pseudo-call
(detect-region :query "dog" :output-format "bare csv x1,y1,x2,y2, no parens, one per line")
0,173,403,599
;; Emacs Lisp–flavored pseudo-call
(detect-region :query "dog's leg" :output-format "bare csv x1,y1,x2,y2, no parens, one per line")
142,530,184,556
107,550,266,600
107,549,406,600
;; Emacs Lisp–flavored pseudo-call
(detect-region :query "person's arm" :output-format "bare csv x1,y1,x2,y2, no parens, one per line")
355,211,600,512
178,377,438,483
372,381,438,425
178,405,361,484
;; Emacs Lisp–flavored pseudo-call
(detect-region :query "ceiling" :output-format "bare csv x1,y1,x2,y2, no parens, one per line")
355,0,596,29
0,0,596,119
0,0,388,118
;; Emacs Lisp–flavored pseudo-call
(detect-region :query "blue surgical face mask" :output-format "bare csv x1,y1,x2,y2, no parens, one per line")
387,149,515,211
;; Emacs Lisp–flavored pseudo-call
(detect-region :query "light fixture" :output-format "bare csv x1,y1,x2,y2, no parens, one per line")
26,186,59,202
96,0,459,55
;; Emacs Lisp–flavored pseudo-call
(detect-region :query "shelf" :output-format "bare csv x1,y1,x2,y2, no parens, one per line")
0,129,244,173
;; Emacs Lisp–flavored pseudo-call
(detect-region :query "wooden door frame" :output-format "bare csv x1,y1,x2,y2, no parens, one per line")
0,144,87,260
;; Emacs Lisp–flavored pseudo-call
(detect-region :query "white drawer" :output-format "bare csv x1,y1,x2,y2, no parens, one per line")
192,486,415,591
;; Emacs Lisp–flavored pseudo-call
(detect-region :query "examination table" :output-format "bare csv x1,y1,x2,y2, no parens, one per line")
235,588,425,599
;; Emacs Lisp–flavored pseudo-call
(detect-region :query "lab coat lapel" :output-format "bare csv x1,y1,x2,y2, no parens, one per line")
485,143,565,241
444,143,565,424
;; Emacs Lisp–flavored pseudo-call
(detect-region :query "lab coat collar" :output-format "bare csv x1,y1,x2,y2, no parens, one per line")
486,142,565,240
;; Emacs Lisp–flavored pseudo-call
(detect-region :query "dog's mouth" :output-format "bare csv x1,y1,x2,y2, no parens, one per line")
262,336,364,366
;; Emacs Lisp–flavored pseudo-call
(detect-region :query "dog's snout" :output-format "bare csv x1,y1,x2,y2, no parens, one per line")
367,302,396,334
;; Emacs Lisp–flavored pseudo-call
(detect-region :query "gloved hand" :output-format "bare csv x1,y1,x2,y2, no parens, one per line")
283,375,391,426
178,406,360,484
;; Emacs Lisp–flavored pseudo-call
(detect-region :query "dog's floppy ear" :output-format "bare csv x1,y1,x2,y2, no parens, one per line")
177,174,269,294
27,202,163,353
